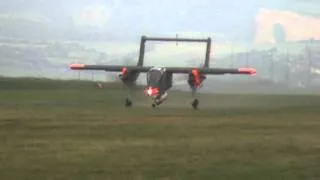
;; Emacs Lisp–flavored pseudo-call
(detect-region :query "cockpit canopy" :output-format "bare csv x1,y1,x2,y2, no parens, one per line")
147,69,163,87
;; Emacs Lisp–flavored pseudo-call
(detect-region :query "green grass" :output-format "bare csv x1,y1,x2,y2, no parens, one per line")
1,77,320,180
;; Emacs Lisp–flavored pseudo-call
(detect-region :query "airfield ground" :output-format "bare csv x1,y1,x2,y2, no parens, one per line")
0,77,320,180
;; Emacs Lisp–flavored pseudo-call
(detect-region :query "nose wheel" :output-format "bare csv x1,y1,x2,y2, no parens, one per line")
151,98,160,108
191,98,199,109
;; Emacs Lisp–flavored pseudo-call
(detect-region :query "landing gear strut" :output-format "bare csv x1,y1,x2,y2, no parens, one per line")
124,83,134,108
190,86,200,109
188,70,205,110
118,68,139,108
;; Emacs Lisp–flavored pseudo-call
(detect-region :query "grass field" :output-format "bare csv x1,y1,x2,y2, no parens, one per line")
1,77,320,180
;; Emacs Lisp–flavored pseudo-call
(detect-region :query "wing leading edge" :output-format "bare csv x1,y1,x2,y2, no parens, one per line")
69,64,151,72
69,64,256,76
164,67,256,76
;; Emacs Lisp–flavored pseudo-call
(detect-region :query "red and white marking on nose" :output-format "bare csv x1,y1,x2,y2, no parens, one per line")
145,86,159,96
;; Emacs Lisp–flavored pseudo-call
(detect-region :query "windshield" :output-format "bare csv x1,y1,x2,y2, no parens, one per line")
147,70,162,87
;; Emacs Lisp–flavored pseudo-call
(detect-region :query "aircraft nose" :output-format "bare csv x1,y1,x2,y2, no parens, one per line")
144,86,159,96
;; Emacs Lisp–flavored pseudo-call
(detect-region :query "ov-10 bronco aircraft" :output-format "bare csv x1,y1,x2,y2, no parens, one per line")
70,36,256,109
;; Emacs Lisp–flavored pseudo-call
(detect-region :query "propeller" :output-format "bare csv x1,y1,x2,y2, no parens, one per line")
104,57,137,83
174,59,205,85
104,52,138,82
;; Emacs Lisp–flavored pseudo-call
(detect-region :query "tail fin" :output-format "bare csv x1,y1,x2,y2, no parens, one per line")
204,37,211,68
130,36,147,81
137,35,147,66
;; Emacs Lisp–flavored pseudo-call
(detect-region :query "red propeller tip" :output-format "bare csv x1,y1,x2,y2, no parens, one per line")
144,86,159,96
70,64,85,69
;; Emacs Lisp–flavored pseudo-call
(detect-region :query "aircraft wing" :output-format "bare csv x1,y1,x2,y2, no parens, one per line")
70,64,256,76
164,67,256,76
70,64,152,72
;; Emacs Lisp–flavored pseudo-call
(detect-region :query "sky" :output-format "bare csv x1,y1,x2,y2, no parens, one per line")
72,0,261,41
1,0,320,42
1,0,320,81
66,0,320,41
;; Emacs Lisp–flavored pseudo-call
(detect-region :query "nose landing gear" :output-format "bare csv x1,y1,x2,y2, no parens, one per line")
150,93,168,108
151,98,161,108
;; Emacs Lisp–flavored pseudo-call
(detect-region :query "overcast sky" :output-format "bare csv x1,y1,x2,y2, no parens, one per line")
1,0,320,81
1,0,319,42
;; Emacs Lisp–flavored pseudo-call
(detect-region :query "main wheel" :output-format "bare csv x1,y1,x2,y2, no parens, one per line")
192,98,199,109
151,103,156,108
125,98,132,107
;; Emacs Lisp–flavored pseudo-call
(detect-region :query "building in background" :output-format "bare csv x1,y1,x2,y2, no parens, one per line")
254,8,320,44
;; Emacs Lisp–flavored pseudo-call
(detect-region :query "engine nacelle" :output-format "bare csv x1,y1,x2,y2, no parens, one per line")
187,69,206,89
118,67,138,85
118,67,129,81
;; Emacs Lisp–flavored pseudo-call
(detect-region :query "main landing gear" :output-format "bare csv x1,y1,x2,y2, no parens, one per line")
124,84,134,108
187,70,205,110
190,87,200,110
191,98,199,109
125,98,132,108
